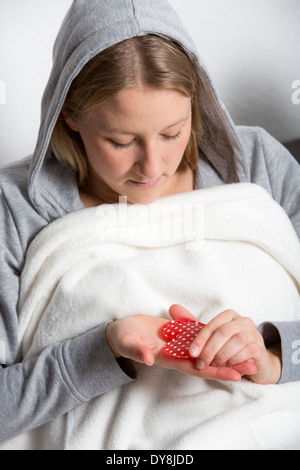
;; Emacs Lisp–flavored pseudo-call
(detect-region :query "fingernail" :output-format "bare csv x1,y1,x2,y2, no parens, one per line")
189,346,200,357
196,359,206,370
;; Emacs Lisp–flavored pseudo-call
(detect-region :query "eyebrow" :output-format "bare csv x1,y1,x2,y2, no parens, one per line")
106,116,190,135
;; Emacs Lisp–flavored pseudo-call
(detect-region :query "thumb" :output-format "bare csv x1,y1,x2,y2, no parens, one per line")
140,347,155,366
122,342,155,367
169,304,198,322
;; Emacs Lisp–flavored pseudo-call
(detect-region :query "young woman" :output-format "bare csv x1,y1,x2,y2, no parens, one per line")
0,0,299,447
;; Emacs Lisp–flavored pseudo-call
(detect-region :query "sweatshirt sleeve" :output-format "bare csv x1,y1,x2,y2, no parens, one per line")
243,127,300,384
0,325,135,443
258,321,300,384
0,191,134,443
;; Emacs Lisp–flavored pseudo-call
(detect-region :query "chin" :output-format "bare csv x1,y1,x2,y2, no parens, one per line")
126,190,163,205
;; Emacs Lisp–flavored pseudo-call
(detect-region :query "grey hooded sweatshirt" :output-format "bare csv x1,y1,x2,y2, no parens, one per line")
0,0,299,444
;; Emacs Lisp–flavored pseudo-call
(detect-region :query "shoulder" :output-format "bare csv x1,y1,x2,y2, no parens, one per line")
236,125,297,168
236,125,299,186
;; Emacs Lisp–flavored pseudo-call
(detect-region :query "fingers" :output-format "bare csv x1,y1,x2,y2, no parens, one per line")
169,304,198,322
138,346,155,366
188,309,263,371
106,316,166,366
231,361,257,376
118,334,159,367
197,365,242,382
225,343,260,368
156,349,243,382
189,309,241,360
209,334,258,367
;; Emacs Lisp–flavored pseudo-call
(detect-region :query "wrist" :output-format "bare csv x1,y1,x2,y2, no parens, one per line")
105,322,121,359
267,343,282,384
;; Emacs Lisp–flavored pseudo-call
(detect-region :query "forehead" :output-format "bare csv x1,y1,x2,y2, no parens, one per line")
88,86,191,132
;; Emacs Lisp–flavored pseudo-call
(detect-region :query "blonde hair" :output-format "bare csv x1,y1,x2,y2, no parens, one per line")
51,35,203,185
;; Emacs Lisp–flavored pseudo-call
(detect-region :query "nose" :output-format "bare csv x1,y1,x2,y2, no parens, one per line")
134,143,163,179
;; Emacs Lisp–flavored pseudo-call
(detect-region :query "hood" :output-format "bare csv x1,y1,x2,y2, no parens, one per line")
29,0,248,221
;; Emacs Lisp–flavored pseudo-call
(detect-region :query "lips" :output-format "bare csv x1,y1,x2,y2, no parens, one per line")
129,176,161,188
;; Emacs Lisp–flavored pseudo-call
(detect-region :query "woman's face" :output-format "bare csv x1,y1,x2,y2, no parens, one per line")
64,86,192,204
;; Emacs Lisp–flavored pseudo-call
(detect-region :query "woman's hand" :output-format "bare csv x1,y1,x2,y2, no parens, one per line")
106,305,282,384
106,315,167,366
186,307,282,385
161,305,259,383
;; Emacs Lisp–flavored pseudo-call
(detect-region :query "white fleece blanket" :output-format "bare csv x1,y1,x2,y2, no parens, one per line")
4,183,300,450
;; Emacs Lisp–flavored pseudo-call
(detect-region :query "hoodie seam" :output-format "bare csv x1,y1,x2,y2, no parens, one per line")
0,187,24,259
255,126,274,196
35,181,68,216
56,342,89,403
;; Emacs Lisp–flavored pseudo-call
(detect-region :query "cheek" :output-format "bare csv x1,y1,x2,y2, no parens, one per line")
181,134,191,155
82,136,115,170
85,140,132,178
178,121,192,153
169,131,191,165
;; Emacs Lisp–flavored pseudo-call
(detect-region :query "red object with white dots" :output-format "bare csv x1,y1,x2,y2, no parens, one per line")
162,319,206,359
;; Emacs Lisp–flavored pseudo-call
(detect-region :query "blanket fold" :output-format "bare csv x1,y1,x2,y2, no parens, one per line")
4,183,300,449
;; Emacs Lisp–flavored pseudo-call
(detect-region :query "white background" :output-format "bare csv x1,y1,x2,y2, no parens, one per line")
0,0,299,167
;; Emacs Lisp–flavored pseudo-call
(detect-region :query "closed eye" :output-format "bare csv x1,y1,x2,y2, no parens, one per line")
162,131,182,141
110,131,182,150
110,140,134,149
